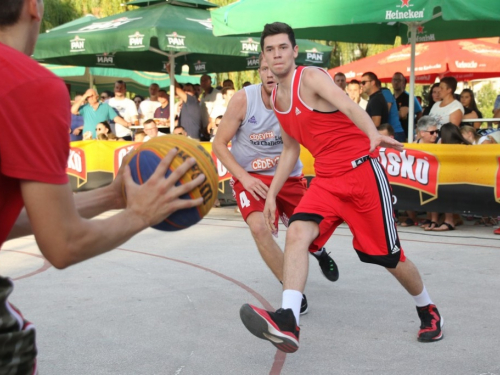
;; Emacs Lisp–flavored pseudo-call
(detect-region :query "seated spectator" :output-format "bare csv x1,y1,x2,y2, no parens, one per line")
429,76,464,126
70,94,84,141
208,115,222,142
460,89,483,129
381,85,406,142
173,125,188,136
430,123,471,232
153,89,170,124
401,116,439,228
422,83,440,116
377,123,395,138
143,118,165,141
134,129,146,142
347,80,368,110
242,81,251,88
71,89,130,139
460,125,482,144
95,121,113,137
475,128,500,144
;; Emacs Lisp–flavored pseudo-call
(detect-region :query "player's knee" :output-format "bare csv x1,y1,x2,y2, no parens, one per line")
249,219,270,240
286,221,318,246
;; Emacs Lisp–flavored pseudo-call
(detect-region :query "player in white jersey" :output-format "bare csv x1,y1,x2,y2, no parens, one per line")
212,55,339,314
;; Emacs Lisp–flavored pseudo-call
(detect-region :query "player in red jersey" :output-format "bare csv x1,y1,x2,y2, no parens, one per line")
0,0,204,372
239,23,443,353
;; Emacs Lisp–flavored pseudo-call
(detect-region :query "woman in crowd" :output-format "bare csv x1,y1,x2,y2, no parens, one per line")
429,77,464,126
422,83,440,116
96,121,113,137
460,89,483,129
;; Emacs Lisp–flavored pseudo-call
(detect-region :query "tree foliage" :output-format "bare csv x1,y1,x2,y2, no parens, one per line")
476,82,497,119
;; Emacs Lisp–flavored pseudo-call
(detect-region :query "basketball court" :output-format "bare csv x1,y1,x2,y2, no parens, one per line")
1,206,499,375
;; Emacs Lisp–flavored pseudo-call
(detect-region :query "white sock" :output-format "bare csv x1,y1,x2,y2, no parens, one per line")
282,289,303,325
413,286,433,307
312,248,324,256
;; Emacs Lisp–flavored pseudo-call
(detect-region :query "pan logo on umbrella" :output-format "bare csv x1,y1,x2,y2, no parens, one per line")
68,17,143,33
194,60,207,73
96,52,115,66
240,38,259,54
166,32,187,49
305,48,324,64
246,55,260,69
128,31,145,49
70,36,85,53
386,0,424,20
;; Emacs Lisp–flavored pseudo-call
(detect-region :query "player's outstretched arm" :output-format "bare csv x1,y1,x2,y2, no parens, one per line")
264,127,300,233
19,149,205,269
212,90,269,200
303,68,404,153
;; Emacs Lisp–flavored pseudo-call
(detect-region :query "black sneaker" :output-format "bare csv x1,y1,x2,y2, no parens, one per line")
240,304,300,353
300,294,308,315
416,304,444,342
311,248,339,282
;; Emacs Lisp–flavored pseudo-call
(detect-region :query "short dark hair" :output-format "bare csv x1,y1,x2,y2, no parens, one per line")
260,22,296,50
348,79,360,86
144,119,156,125
0,0,24,28
334,72,346,79
378,123,395,137
362,71,378,81
184,83,194,90
440,76,458,93
393,72,407,85
115,80,127,88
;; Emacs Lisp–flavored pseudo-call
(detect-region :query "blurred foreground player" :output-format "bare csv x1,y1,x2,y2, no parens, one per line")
0,0,205,372
213,56,339,315
239,23,443,353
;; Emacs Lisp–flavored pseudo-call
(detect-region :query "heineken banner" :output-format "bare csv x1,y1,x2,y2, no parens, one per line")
68,141,500,215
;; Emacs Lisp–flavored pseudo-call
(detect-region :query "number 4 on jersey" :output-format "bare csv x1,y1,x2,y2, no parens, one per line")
239,191,251,208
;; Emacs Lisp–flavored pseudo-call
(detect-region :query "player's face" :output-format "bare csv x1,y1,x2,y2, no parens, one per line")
258,59,277,95
262,34,298,78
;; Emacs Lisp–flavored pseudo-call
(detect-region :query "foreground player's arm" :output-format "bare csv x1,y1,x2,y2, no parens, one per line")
212,90,269,200
264,127,301,232
18,150,205,269
303,69,404,152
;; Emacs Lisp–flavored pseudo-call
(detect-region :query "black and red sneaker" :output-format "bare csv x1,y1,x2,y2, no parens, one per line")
416,304,444,342
240,304,300,353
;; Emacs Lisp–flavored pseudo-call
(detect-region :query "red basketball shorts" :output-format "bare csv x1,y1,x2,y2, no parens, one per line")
289,158,406,268
231,173,321,252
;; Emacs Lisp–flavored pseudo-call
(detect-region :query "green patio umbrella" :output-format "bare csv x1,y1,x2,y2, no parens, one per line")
211,0,500,141
125,0,218,8
41,64,208,97
34,2,332,130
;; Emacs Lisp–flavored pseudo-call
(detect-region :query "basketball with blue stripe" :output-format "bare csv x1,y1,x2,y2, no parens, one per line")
123,136,218,231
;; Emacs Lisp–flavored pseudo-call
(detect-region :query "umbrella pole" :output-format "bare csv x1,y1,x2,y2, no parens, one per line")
169,53,175,134
408,23,417,143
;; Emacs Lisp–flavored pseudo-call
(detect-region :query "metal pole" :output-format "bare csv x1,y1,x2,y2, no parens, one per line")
408,23,417,143
169,53,175,134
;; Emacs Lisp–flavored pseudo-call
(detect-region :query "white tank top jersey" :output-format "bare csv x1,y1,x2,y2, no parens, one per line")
230,84,302,177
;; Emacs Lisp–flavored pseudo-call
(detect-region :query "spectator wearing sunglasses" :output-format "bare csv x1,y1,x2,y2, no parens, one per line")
361,72,388,127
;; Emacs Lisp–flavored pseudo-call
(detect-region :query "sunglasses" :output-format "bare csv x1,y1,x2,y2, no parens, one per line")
360,80,372,85
424,130,440,135
100,96,108,99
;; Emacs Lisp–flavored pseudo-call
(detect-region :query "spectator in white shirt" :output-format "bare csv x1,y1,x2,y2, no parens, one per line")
108,80,138,140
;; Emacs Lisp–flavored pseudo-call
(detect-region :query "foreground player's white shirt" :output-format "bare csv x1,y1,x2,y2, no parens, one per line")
230,84,302,177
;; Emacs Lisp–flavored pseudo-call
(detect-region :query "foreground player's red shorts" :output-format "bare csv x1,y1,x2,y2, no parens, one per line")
289,158,406,268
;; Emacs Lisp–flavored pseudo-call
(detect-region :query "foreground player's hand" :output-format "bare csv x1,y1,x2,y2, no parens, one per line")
123,149,205,228
240,174,269,201
263,198,278,235
369,133,404,153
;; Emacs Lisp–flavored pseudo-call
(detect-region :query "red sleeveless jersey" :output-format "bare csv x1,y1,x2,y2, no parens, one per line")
272,66,377,178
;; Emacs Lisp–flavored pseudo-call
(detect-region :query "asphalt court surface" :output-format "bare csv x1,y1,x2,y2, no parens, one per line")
1,207,500,375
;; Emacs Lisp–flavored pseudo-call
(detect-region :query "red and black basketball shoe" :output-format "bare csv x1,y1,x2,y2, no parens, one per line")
239,304,300,353
416,304,444,342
